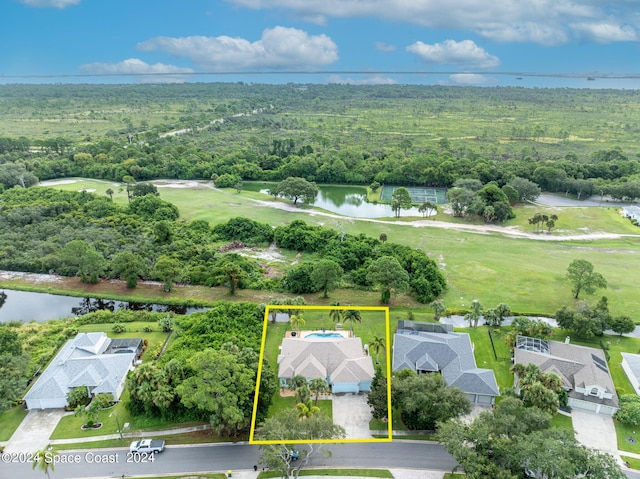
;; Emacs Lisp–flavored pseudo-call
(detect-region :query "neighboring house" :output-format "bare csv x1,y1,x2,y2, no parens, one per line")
392,321,500,405
622,205,640,223
621,353,640,396
514,336,619,416
278,333,375,394
24,332,142,410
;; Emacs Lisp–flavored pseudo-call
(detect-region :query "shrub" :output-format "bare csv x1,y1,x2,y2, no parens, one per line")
112,323,126,333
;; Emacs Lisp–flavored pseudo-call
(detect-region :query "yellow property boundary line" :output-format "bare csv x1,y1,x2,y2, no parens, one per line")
249,305,392,444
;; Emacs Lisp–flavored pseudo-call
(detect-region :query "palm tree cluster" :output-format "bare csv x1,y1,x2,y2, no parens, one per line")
329,301,362,335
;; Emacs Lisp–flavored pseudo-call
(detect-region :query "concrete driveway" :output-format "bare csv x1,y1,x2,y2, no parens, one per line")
4,409,69,454
332,394,372,439
571,410,618,455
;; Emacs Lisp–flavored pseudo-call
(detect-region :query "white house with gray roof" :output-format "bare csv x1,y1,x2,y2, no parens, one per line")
514,336,618,416
23,332,141,410
392,322,500,405
621,353,640,396
278,335,374,394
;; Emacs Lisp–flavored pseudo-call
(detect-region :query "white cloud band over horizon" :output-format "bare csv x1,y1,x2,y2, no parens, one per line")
136,26,338,71
226,0,640,46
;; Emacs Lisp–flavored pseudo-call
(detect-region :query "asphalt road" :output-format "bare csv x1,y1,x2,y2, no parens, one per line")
1,442,456,479
4,442,640,479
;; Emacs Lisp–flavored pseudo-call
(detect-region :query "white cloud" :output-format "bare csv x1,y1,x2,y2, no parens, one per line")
448,73,496,85
407,40,500,68
225,0,639,46
19,0,79,7
137,26,338,71
375,42,396,52
570,22,637,43
328,74,397,85
79,59,194,83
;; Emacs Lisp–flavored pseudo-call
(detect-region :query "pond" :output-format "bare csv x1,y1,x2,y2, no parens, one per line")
0,289,207,323
243,182,440,218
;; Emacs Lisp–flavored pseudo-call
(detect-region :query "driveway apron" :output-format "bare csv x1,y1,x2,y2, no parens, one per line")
571,409,618,455
331,394,373,439
4,409,69,454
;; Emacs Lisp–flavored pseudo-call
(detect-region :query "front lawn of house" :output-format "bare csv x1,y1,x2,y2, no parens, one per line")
0,406,28,442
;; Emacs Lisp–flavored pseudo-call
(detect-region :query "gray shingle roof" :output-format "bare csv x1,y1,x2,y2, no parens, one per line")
24,333,136,407
514,336,618,408
393,326,499,397
278,336,374,384
622,353,640,384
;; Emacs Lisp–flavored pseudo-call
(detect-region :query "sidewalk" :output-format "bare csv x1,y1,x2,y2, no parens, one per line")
49,424,213,445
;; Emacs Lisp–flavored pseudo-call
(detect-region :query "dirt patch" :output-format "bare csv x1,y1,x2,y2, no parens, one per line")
0,270,62,284
235,247,286,262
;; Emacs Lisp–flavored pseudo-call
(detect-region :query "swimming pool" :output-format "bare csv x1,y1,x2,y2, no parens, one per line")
305,333,344,338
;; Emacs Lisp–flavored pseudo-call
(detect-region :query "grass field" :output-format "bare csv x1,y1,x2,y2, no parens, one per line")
44,178,640,322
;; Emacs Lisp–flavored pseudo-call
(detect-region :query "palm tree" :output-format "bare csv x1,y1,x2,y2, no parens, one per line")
289,313,305,333
343,309,362,334
429,300,446,321
288,374,307,394
369,335,386,365
329,301,344,327
105,188,114,201
296,399,320,420
308,377,330,404
33,448,57,479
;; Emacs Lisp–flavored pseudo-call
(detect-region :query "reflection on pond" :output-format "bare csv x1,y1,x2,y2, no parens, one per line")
244,182,426,218
0,289,207,323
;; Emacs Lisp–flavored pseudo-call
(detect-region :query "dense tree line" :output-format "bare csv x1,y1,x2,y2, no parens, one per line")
0,188,444,300
274,219,446,303
126,302,277,435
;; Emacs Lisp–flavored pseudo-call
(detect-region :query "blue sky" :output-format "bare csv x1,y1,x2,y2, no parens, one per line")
3,0,640,87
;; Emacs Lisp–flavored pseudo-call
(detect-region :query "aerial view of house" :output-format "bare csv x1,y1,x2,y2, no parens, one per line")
277,330,375,394
23,332,142,410
514,336,619,416
392,320,500,405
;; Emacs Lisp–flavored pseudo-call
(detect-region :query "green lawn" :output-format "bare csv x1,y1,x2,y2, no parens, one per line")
615,420,640,454
459,326,513,391
50,389,207,440
550,412,573,431
621,456,640,470
0,406,28,442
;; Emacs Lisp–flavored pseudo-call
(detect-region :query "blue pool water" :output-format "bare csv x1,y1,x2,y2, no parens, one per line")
306,333,344,338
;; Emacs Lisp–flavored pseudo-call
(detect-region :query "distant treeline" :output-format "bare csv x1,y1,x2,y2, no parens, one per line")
2,83,640,199
2,134,640,200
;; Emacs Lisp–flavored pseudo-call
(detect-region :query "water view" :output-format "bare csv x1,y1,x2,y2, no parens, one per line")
0,289,207,323
243,182,439,218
